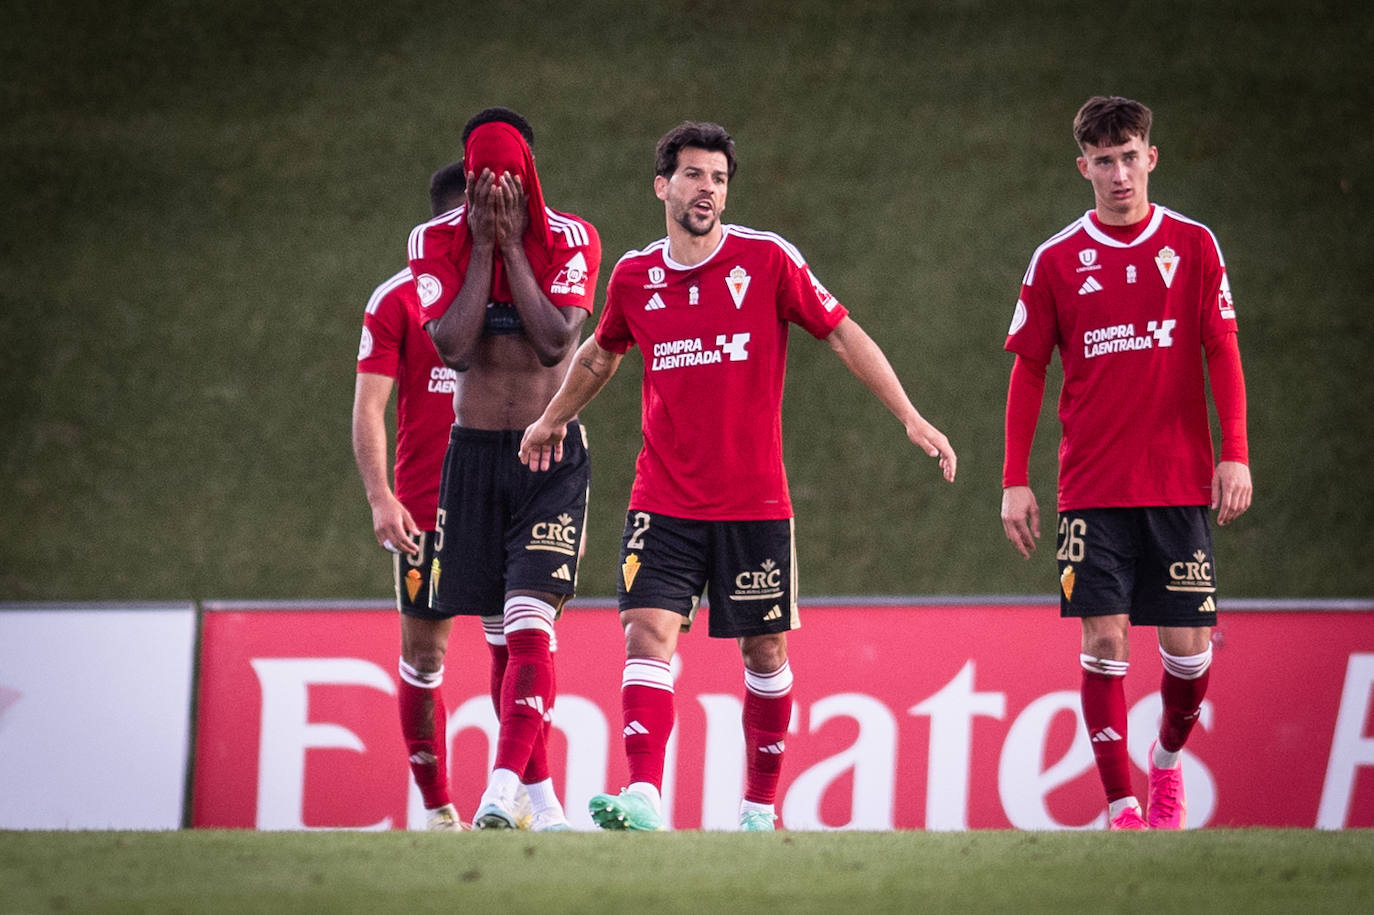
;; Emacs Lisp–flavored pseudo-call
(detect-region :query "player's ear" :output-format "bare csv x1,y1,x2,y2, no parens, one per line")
1147,146,1158,172
1075,156,1090,180
654,174,669,201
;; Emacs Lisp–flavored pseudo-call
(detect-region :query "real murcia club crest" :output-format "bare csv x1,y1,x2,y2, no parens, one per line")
726,265,751,308
1155,246,1179,288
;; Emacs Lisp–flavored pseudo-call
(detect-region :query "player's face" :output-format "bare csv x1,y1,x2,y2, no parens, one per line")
1076,134,1157,224
655,147,729,238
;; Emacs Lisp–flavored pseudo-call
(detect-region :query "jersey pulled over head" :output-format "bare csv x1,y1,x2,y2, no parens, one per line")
463,121,552,301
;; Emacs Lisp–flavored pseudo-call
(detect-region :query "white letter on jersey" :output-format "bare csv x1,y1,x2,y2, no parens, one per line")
716,332,751,362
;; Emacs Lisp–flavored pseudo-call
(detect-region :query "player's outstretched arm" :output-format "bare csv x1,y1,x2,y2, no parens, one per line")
825,316,956,482
519,335,623,471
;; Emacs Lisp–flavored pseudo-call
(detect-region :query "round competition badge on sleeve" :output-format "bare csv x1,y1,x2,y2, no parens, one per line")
416,274,442,308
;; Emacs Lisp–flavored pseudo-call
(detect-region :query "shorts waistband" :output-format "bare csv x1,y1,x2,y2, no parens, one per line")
449,420,583,446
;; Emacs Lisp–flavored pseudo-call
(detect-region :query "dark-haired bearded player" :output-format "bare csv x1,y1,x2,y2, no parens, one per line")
520,121,955,831
407,107,601,831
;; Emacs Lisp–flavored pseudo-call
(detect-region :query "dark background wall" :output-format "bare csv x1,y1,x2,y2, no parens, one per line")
3,0,1370,600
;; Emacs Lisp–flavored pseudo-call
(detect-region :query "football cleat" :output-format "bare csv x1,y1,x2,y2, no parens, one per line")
588,789,666,831
529,810,573,832
473,801,518,830
739,810,777,832
511,784,535,830
425,804,468,832
1108,804,1149,831
1147,741,1187,829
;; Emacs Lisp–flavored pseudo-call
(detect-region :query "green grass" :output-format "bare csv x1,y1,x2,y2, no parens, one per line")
2,829,1372,914
2,0,1371,601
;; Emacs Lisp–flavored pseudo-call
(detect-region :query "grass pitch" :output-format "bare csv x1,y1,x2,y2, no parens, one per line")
2,829,1371,914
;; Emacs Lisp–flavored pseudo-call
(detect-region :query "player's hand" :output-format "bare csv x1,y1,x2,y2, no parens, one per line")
371,493,422,557
466,168,498,245
1001,485,1040,559
519,415,567,472
906,417,957,482
1211,460,1252,525
492,173,527,249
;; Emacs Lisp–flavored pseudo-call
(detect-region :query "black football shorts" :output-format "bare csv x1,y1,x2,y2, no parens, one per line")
616,510,798,638
1056,505,1217,627
428,422,589,618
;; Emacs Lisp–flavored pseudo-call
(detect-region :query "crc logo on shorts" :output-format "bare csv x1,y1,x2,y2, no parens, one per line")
416,273,443,307
550,252,589,296
527,513,579,557
1166,549,1215,594
730,558,785,603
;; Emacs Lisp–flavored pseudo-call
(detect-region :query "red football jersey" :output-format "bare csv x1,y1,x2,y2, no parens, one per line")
1005,205,1239,510
596,225,849,520
356,267,456,530
406,205,600,323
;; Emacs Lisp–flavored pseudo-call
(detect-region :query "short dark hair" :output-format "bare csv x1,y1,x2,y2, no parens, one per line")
429,161,466,215
654,121,736,180
461,107,535,147
1073,96,1153,150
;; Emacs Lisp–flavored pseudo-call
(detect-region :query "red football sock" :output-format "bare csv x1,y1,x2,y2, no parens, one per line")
524,651,555,784
1159,666,1210,753
489,636,552,784
1081,668,1133,803
743,689,792,805
494,628,553,776
398,674,450,809
621,657,676,790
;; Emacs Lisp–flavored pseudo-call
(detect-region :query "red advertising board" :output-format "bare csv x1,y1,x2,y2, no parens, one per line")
192,601,1374,830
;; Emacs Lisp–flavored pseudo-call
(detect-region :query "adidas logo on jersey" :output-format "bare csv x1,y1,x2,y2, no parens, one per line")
1078,276,1104,295
551,564,572,581
645,293,666,311
1090,727,1123,743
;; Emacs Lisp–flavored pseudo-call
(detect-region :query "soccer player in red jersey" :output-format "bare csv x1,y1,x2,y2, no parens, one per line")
406,108,602,832
1000,96,1252,830
520,121,956,831
353,162,470,830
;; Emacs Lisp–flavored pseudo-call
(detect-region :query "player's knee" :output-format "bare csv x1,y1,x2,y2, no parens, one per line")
741,633,788,674
403,643,447,675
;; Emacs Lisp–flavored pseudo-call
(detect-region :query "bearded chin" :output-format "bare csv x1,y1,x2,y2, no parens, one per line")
675,209,716,237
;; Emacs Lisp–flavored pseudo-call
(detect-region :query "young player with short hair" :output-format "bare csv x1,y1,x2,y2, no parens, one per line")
1000,95,1252,830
